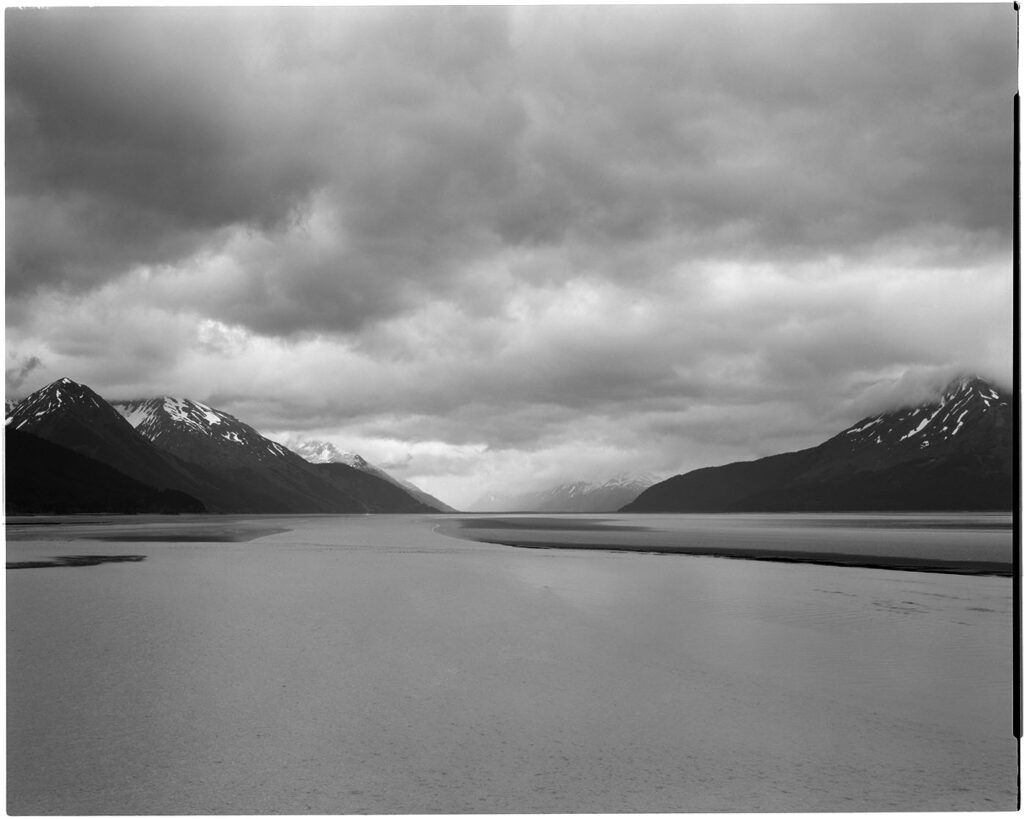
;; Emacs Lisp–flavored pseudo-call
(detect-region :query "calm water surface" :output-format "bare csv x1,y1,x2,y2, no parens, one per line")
6,513,1016,813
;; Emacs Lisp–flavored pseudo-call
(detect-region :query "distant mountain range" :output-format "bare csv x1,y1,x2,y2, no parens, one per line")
623,376,1013,512
473,474,657,513
288,438,456,512
6,374,1012,516
5,378,449,515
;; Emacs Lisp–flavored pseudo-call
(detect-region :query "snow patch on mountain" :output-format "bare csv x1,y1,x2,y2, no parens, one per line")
114,396,293,461
117,402,151,430
838,376,1007,454
6,377,110,431
290,439,368,469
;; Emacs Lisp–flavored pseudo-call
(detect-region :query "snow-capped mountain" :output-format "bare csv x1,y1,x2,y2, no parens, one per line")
474,474,657,513
624,375,1012,512
115,397,295,470
113,396,447,513
5,378,215,509
825,376,1009,466
7,377,109,430
4,378,448,514
289,438,365,467
290,438,457,512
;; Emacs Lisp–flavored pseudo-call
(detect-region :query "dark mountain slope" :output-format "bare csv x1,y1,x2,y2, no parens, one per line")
313,463,440,513
6,380,311,513
7,379,444,514
114,397,369,513
623,376,1012,512
114,396,444,513
116,397,300,470
292,439,456,512
6,379,226,501
5,428,205,514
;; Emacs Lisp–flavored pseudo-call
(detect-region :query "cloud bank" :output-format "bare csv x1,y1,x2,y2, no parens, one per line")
6,5,1014,508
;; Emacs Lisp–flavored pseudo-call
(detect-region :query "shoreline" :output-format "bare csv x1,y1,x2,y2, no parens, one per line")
5,517,294,543
474,538,1012,577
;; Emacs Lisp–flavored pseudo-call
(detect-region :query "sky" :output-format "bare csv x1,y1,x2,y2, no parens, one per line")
5,4,1016,509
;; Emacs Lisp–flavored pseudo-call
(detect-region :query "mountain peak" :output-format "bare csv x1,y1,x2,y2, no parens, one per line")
288,438,368,468
119,396,232,436
288,437,455,511
943,374,1003,402
6,379,450,515
825,373,1009,462
45,377,90,395
7,377,111,429
625,372,1012,513
600,472,660,489
114,396,293,464
46,376,89,394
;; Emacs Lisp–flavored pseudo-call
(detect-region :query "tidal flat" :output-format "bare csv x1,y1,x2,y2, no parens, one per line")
6,513,1016,813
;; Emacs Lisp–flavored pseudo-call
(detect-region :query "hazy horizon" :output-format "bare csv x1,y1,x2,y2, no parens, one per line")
5,4,1014,509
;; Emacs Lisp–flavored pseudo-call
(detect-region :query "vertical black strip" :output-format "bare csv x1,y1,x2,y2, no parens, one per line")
1013,80,1021,742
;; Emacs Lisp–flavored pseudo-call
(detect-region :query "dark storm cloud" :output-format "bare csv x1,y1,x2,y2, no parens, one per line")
5,355,42,394
6,5,1014,334
6,8,326,293
494,4,1013,260
5,5,1014,506
6,5,522,330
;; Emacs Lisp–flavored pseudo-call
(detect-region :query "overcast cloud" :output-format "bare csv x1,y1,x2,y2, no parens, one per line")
5,4,1015,508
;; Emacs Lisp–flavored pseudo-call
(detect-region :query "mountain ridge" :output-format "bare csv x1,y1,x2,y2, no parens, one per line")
289,438,457,512
474,473,657,513
6,379,449,514
622,376,1012,512
6,378,223,505
6,373,1009,515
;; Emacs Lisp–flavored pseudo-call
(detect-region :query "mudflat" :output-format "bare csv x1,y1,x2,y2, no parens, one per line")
443,512,1013,575
6,514,293,544
6,514,1016,813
